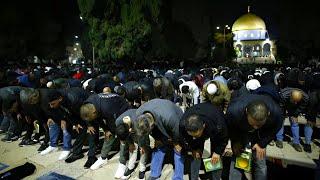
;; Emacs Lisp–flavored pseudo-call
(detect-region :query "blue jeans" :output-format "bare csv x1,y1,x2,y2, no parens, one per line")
0,115,18,137
150,147,184,180
190,158,222,180
276,125,284,141
276,117,300,144
304,124,313,145
229,151,267,180
49,123,72,150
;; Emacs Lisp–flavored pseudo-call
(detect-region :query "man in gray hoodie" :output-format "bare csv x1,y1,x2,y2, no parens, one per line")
135,99,184,180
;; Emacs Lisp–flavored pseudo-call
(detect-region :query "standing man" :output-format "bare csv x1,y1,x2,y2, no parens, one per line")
180,102,228,180
276,88,309,152
226,94,283,180
80,93,129,169
114,109,150,180
0,86,25,141
135,99,184,180
179,80,200,108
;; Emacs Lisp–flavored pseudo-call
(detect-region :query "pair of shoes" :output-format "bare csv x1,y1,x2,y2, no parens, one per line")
65,153,85,163
10,135,19,141
84,156,98,169
38,143,49,152
90,157,108,170
19,138,38,147
290,142,302,152
40,146,58,155
275,140,283,149
303,144,312,153
58,150,71,160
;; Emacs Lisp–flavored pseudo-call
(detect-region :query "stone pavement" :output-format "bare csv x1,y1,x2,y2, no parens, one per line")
0,133,186,180
0,124,319,180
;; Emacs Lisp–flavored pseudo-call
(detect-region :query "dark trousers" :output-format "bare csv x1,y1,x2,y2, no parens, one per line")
72,124,99,157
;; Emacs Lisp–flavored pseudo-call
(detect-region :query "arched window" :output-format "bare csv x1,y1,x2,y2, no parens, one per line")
263,43,271,57
244,45,252,57
253,45,261,57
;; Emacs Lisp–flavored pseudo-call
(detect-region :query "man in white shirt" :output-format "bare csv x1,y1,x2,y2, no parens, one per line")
179,80,200,108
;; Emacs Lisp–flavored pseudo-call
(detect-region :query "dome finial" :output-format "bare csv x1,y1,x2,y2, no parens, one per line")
248,6,250,13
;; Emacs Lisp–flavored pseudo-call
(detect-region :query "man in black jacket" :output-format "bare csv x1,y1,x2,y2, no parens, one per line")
180,102,228,180
38,88,89,161
19,88,56,151
80,93,129,170
226,94,283,180
0,86,25,142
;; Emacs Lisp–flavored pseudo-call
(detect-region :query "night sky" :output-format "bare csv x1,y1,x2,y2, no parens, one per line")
1,0,320,60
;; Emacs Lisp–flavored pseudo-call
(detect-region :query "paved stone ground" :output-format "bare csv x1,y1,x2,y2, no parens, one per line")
0,117,319,180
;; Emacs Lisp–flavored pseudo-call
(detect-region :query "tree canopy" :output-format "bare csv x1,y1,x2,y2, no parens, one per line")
78,0,161,63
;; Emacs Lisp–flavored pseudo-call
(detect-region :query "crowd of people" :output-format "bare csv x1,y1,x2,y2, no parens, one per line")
0,62,319,180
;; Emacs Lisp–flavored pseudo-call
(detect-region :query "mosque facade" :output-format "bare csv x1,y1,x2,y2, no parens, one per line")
232,8,277,63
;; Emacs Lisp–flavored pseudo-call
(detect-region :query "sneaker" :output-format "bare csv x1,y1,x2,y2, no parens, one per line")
38,143,49,152
90,157,108,170
303,144,312,153
19,139,38,147
276,140,283,149
269,141,275,146
40,146,58,155
10,135,19,142
121,168,135,179
290,143,302,152
84,156,97,169
138,171,146,180
114,163,127,179
58,150,71,160
65,153,84,163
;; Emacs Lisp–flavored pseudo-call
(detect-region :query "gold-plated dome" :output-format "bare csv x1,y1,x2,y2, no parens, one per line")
232,13,266,32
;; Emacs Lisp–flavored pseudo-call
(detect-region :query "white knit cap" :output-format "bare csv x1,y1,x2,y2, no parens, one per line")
47,81,53,88
207,83,218,95
246,79,261,91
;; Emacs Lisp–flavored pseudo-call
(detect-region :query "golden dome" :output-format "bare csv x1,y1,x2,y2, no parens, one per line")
232,13,266,32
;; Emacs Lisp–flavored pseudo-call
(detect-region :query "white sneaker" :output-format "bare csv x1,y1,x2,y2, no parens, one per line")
90,157,108,170
40,146,58,155
114,163,127,179
58,150,71,160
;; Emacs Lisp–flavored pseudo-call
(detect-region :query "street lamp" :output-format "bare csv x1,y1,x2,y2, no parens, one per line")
75,35,79,39
75,43,79,46
216,25,230,48
80,16,83,20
